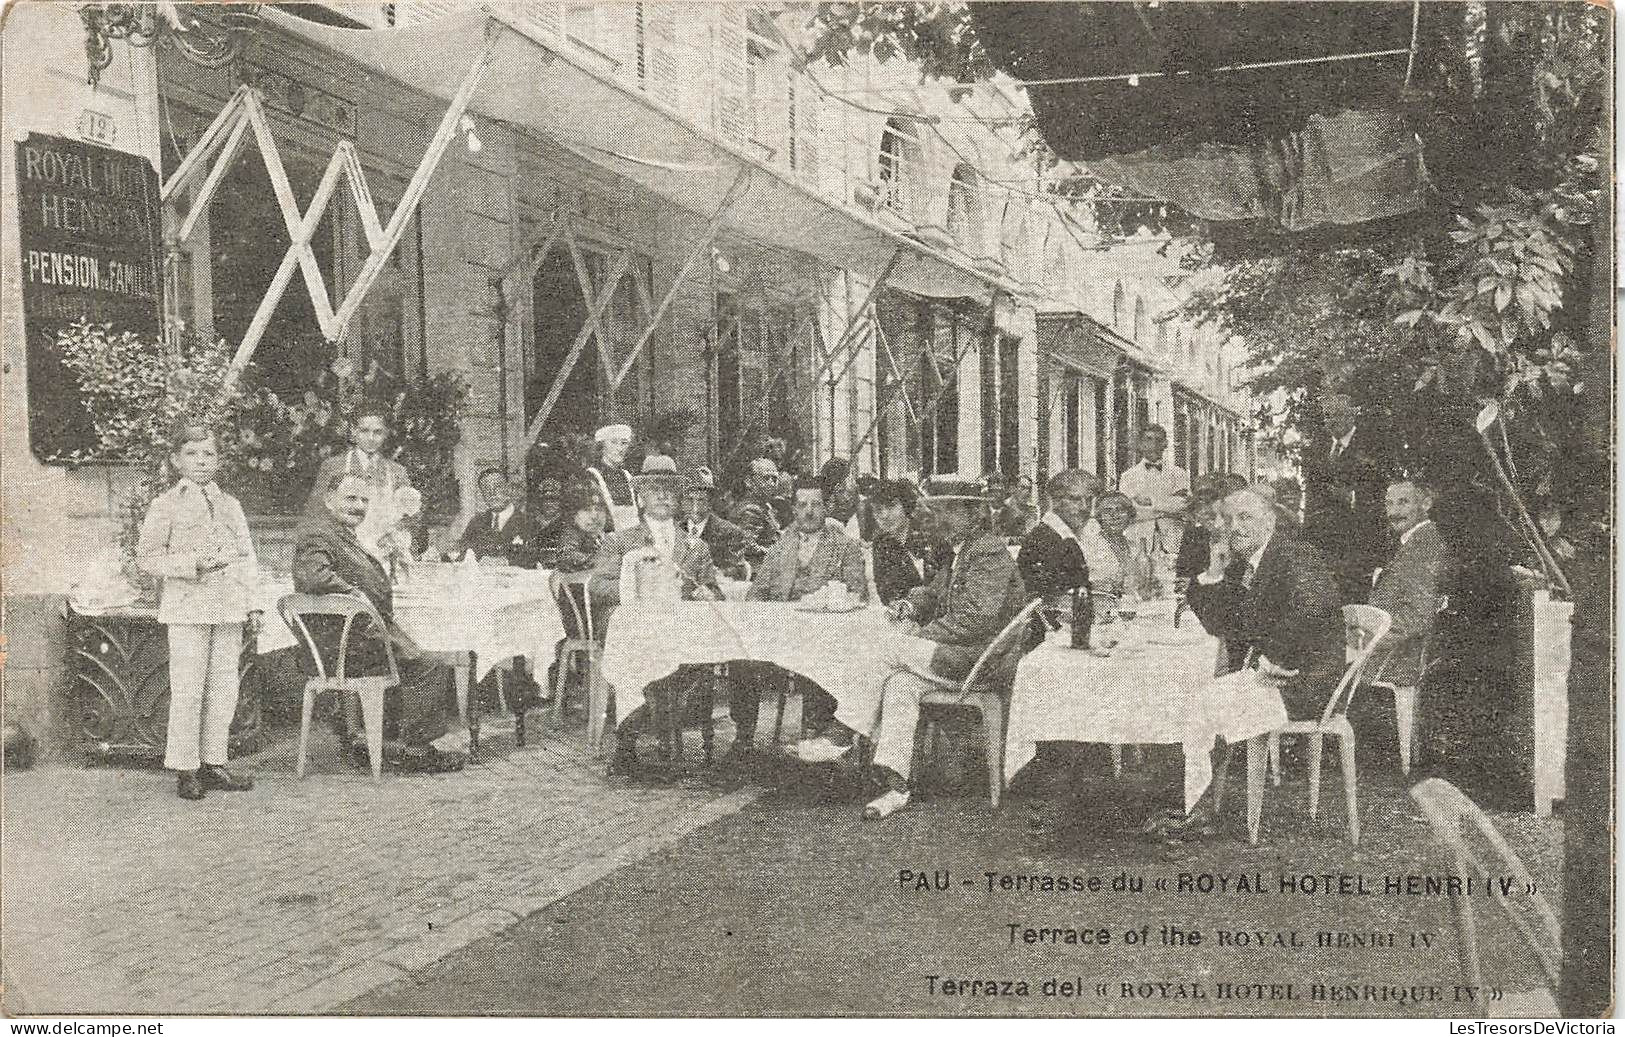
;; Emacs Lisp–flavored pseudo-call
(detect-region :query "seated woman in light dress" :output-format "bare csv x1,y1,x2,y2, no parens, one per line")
1080,491,1137,607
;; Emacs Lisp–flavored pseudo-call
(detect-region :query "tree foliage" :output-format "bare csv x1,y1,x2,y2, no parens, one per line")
803,2,992,83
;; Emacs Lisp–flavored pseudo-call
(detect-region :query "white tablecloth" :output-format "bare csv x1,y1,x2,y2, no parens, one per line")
601,601,907,726
256,568,566,682
1007,617,1287,810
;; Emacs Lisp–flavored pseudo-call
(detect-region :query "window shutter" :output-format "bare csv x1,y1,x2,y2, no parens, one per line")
645,2,683,107
793,77,823,190
525,2,563,39
715,8,748,143
394,0,462,26
753,62,791,163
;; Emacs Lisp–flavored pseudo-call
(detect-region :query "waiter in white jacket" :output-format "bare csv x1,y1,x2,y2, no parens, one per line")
1117,424,1189,572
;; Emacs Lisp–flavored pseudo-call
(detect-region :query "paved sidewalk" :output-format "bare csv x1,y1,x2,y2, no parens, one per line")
1,721,759,1015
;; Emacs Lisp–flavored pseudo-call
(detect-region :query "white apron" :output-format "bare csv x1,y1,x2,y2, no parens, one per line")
590,465,640,533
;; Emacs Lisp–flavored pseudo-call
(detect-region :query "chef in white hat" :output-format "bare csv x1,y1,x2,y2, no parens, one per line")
588,423,639,533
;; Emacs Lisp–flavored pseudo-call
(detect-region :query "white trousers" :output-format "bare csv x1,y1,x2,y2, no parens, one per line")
164,623,242,772
868,635,942,781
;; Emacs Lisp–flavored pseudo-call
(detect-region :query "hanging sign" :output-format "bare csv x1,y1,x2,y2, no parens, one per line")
14,133,163,462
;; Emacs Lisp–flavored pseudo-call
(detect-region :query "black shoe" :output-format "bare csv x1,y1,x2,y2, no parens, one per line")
198,764,254,791
176,771,205,800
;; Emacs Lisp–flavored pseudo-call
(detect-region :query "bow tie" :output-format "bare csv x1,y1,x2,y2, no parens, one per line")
1144,463,1162,472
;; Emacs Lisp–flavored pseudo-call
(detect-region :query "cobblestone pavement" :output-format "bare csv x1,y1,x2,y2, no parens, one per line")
1,719,759,1015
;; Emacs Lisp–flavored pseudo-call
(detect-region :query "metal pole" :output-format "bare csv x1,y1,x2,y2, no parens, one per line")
609,168,749,391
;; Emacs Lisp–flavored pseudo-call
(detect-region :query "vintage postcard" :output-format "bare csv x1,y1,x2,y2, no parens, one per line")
0,0,1614,1021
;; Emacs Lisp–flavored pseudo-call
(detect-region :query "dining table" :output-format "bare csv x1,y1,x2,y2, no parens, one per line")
256,563,567,759
1006,597,1288,843
600,598,911,737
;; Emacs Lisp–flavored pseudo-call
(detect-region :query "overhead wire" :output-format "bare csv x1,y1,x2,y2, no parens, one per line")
820,46,1415,95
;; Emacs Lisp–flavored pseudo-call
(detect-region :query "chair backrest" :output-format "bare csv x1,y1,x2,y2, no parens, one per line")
549,571,594,642
277,592,399,686
963,599,1045,693
1370,594,1450,687
1319,604,1392,723
1409,778,1561,999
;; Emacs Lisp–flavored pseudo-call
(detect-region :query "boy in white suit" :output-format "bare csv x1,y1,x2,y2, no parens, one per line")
137,425,261,800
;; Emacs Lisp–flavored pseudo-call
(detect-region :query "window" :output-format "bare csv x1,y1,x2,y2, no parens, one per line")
1042,230,1069,289
878,118,924,217
946,164,986,254
528,242,654,442
160,92,426,403
1111,282,1125,329
1132,296,1145,343
744,8,787,157
714,295,813,459
917,302,961,476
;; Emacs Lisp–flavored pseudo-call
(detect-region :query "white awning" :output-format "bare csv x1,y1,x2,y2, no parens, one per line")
261,6,1015,301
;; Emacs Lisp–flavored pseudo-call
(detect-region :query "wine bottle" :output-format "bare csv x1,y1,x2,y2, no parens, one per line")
1071,585,1094,649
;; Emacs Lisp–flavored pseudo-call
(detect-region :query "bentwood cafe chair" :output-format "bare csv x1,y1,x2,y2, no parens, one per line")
278,593,398,782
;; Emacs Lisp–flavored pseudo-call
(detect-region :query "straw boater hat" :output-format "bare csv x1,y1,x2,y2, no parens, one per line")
633,454,685,496
594,423,633,444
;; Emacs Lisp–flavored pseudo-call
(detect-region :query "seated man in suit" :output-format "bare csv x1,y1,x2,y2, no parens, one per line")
1370,477,1451,690
723,478,868,764
292,473,464,774
868,480,954,604
591,465,720,773
1189,487,1345,717
452,468,546,567
791,480,1028,819
302,406,415,559
681,468,750,580
728,457,784,565
1171,486,1343,832
451,467,546,709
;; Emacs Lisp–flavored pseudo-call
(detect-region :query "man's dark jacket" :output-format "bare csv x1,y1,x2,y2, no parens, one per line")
871,525,953,605
290,509,398,676
1186,530,1345,720
451,506,548,568
1017,519,1092,644
1302,425,1390,599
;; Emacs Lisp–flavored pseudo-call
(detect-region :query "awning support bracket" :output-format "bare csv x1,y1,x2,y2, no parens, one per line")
526,244,637,444
606,166,751,393
808,248,901,393
849,290,999,463
150,22,504,388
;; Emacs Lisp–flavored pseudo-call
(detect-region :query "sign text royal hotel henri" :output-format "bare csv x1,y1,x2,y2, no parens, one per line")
14,132,163,459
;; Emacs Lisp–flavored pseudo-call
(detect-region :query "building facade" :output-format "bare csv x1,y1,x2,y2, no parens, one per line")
1,1,1255,749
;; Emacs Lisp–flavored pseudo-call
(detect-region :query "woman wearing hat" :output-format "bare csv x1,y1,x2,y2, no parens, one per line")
588,423,639,533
